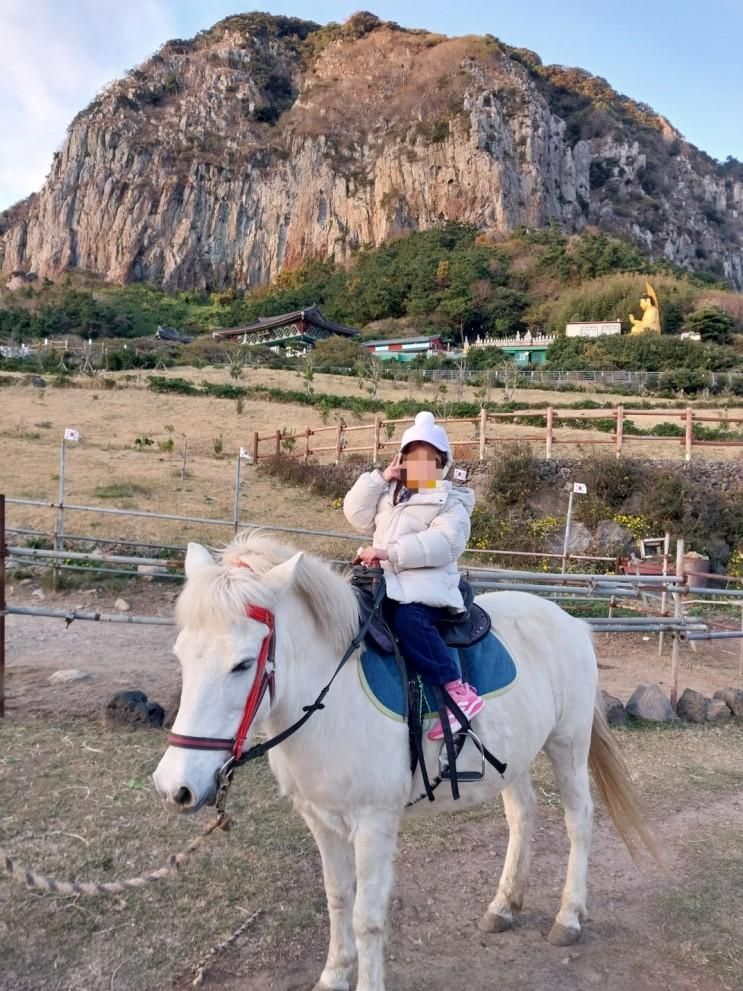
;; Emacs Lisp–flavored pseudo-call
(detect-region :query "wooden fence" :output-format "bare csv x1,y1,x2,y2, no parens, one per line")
248,406,743,465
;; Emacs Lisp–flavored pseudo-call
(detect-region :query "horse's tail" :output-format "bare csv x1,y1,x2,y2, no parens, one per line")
588,695,661,864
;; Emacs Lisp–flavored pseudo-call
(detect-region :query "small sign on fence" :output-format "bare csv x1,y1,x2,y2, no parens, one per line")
572,482,587,494
239,447,254,462
452,468,469,482
63,428,80,443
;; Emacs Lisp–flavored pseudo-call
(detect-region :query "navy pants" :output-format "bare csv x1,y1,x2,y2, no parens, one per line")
388,602,461,686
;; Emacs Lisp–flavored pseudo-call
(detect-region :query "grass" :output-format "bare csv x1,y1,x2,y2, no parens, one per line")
658,827,743,990
1,716,742,989
92,481,153,500
0,720,323,991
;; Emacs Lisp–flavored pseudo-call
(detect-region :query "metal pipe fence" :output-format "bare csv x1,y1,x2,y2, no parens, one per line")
3,467,743,718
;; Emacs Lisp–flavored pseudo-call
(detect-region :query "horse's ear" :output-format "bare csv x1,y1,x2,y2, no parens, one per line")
185,542,214,580
264,551,303,589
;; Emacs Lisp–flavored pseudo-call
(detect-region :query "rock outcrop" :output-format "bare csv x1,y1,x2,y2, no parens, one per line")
1,13,741,290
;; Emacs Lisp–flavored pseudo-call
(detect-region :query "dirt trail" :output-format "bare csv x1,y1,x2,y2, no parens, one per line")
175,792,742,991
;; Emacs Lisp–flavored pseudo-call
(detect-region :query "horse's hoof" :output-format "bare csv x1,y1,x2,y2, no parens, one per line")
478,911,513,933
547,922,581,946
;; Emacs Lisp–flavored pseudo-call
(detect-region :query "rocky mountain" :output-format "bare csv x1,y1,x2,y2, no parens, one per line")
2,11,742,290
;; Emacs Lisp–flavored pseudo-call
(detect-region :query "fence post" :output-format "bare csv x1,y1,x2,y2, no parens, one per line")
615,405,624,458
54,439,66,587
657,531,671,657
545,406,554,459
479,407,487,461
335,422,345,463
1,494,5,717
304,426,311,462
252,431,259,465
561,488,575,574
275,429,281,457
670,538,685,709
372,414,382,465
233,455,241,534
685,406,693,463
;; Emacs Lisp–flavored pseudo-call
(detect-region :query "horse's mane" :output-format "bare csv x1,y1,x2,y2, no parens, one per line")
176,530,359,652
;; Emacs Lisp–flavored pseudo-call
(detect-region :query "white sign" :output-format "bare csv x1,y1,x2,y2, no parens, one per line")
452,468,468,482
565,321,621,338
239,447,254,462
573,482,587,494
64,428,80,442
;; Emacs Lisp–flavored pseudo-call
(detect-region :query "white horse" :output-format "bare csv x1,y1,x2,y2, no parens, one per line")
153,532,656,991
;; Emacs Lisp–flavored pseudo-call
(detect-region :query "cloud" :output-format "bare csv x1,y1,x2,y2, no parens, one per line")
0,0,177,210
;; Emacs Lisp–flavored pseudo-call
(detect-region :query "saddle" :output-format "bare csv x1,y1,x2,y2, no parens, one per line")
351,567,507,803
352,570,491,656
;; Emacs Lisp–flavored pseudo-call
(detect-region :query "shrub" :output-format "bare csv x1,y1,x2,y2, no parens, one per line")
487,442,537,508
683,306,736,344
579,454,644,509
257,456,351,501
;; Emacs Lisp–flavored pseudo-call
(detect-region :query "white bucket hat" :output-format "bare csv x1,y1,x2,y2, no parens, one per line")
399,411,452,477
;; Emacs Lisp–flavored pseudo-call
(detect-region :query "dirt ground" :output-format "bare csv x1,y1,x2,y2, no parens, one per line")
2,584,742,991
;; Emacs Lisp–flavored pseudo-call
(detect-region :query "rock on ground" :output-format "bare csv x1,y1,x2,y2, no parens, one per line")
546,522,592,555
626,682,679,722
601,690,627,726
103,690,165,729
114,598,131,612
676,688,709,723
713,687,743,718
48,669,93,685
594,521,635,554
706,698,732,722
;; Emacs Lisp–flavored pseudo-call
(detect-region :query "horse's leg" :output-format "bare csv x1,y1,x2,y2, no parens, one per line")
544,732,593,946
478,771,536,933
301,807,357,991
352,810,400,991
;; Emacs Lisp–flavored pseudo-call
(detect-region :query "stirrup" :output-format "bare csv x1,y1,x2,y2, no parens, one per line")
438,729,486,783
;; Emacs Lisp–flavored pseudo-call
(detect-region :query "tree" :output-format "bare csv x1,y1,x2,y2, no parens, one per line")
311,335,367,370
683,306,736,344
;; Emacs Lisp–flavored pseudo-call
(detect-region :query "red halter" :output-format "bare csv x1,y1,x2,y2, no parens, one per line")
167,564,276,761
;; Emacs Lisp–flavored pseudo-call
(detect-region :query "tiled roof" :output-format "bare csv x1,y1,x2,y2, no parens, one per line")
212,304,359,339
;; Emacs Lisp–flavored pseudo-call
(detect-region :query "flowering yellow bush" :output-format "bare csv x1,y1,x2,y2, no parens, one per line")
527,516,561,540
728,549,743,578
612,514,654,539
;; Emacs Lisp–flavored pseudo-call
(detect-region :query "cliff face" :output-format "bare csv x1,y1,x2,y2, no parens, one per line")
2,12,742,290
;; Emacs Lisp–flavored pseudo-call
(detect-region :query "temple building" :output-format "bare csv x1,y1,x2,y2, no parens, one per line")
211,305,360,350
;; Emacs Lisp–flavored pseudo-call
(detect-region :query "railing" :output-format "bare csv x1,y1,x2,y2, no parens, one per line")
250,406,743,464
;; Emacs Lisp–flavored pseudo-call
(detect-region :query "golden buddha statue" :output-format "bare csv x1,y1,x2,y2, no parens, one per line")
629,282,661,335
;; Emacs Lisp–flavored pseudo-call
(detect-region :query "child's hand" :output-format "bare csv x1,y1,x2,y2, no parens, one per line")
382,452,403,482
355,546,389,566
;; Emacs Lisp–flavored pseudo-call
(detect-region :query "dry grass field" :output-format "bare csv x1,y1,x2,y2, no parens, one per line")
1,368,740,553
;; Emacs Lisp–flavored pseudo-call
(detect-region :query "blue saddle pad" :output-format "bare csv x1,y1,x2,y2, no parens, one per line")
359,632,518,723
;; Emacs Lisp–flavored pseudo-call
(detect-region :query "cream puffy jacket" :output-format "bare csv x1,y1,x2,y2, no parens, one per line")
343,470,475,610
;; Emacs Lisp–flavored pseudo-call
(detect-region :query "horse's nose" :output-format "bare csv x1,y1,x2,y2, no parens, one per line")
173,785,195,807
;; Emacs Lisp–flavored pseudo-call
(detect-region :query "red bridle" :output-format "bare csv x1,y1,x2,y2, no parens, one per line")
167,566,276,762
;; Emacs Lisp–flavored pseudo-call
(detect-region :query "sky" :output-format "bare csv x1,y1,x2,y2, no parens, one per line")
1,0,741,211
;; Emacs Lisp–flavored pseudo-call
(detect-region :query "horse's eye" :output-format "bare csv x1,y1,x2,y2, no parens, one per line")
231,659,254,673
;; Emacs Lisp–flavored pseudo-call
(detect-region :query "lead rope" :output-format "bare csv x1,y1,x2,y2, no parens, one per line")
0,811,231,896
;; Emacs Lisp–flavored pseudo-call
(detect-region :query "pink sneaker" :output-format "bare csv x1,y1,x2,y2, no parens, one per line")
427,682,485,741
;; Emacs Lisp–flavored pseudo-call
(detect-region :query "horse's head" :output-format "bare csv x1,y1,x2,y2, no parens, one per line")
152,539,300,811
